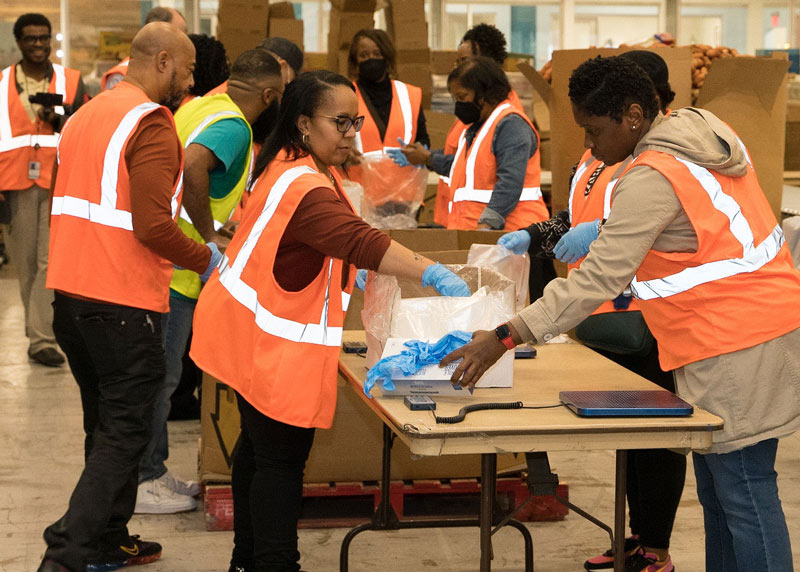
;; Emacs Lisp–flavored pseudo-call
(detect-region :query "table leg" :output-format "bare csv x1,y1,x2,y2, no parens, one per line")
480,453,497,572
613,450,628,572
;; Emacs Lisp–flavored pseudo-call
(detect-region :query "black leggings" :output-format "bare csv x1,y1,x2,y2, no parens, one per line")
594,345,687,550
230,394,316,572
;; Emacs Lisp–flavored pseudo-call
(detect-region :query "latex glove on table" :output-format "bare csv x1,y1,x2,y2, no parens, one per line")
199,242,223,282
421,263,471,297
498,230,531,255
553,219,599,264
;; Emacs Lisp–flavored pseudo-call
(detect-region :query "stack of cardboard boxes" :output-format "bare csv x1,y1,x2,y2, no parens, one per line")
327,0,377,75
385,0,432,108
217,0,303,63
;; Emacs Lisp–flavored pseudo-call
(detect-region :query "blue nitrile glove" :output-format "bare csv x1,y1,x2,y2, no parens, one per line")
355,269,368,291
553,219,600,264
386,148,411,167
498,230,531,255
364,331,472,397
421,263,471,297
199,242,223,283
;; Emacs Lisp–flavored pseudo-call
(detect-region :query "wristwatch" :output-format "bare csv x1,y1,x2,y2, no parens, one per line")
495,324,516,350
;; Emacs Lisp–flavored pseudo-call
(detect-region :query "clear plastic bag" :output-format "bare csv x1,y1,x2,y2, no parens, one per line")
467,244,531,311
340,179,363,218
359,155,427,229
361,265,516,367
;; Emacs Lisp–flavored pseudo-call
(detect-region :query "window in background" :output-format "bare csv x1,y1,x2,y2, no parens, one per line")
764,6,790,50
679,5,746,53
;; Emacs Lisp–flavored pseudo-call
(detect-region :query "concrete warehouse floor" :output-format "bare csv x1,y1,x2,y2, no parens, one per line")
2,266,800,572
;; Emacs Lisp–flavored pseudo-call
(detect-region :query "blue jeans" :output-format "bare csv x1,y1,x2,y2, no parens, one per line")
138,294,197,483
693,439,793,572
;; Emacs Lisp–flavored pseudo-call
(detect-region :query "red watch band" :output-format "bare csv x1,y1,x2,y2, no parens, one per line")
495,324,516,350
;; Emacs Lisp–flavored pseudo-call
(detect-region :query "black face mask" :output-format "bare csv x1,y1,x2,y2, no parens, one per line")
358,58,387,83
250,100,280,144
454,100,482,125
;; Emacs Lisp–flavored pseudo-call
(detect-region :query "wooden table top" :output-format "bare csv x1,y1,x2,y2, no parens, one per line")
339,331,724,457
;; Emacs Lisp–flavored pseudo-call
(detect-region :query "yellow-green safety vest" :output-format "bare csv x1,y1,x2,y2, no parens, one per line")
170,93,252,299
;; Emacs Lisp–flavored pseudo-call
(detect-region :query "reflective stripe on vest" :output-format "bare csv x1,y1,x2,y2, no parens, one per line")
51,102,161,231
631,157,786,300
450,103,542,205
567,157,592,218
0,65,63,152
217,165,344,347
354,80,414,153
177,109,242,228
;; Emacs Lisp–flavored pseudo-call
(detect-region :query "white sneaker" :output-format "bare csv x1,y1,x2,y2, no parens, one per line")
159,471,201,497
135,477,197,514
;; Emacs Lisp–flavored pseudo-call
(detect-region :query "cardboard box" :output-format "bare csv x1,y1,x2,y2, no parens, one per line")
269,18,303,50
268,1,295,19
217,0,269,61
694,54,789,219
328,7,375,51
785,102,800,171
432,51,458,75
397,49,431,66
330,0,376,11
379,337,514,395
362,265,516,367
385,0,428,51
518,47,788,220
199,372,523,483
517,47,692,214
426,109,457,150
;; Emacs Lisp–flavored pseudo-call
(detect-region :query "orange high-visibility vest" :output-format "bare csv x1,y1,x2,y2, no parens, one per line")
434,90,524,227
447,99,548,230
100,58,129,91
354,80,422,156
624,148,800,370
47,82,184,313
190,153,357,429
206,81,227,96
567,149,636,315
0,63,81,191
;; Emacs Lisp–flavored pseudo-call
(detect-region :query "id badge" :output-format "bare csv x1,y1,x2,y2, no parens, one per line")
28,161,41,180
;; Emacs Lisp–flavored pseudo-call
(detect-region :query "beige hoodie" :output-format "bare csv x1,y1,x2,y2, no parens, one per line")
511,108,800,452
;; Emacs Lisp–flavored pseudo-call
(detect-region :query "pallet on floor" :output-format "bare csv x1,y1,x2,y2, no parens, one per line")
203,477,569,532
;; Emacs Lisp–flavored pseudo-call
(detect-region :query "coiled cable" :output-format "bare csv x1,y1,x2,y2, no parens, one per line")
434,401,524,424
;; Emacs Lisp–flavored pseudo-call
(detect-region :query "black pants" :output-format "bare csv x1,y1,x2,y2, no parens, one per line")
231,393,316,572
594,345,687,550
43,293,164,571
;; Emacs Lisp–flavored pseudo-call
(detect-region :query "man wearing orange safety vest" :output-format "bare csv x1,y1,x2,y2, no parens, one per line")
446,56,800,572
39,23,221,572
101,6,187,91
0,13,87,368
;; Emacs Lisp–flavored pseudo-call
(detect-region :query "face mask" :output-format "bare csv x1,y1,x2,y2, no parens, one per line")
454,100,482,125
358,58,387,83
250,100,280,144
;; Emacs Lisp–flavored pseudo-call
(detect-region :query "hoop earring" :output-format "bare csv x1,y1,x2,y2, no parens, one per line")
302,133,309,145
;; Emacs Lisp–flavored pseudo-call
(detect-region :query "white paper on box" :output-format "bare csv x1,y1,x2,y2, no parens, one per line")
377,337,514,397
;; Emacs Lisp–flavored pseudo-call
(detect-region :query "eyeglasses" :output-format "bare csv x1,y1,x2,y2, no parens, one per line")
20,34,51,45
316,114,365,133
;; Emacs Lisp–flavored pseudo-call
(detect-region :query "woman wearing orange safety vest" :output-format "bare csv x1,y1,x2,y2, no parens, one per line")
499,50,685,572
444,55,800,572
433,23,523,227
398,57,549,231
189,70,470,572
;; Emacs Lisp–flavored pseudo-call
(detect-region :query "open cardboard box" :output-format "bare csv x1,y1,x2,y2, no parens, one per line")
518,47,788,220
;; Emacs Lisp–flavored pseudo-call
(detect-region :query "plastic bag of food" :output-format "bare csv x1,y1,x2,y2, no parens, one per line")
467,244,530,311
359,155,427,229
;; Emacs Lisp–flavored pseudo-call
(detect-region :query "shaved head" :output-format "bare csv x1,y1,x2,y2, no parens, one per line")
125,22,196,111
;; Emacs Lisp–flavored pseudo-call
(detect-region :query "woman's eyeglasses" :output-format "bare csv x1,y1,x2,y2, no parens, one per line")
316,114,365,133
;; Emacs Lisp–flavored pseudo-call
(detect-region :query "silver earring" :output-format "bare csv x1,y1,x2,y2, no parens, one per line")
302,133,309,145
632,125,637,130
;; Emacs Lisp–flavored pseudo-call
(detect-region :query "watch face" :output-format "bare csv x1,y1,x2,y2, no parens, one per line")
495,324,510,340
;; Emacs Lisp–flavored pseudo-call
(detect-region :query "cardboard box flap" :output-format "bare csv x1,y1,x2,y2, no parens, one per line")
517,62,552,106
695,57,789,111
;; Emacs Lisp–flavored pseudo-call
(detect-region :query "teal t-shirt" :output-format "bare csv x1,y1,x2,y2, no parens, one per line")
192,117,251,199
